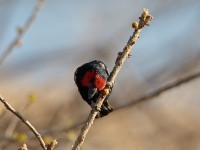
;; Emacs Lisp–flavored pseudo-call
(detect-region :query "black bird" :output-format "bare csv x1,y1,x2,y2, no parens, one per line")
74,60,113,117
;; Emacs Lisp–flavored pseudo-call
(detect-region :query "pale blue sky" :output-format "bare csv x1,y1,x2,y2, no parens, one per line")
0,0,199,97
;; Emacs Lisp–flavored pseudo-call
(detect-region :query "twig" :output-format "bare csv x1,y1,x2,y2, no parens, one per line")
14,70,200,141
2,70,200,144
0,0,45,66
72,9,153,150
0,95,47,150
18,143,28,150
47,140,58,150
5,100,33,137
1,69,200,143
117,70,200,109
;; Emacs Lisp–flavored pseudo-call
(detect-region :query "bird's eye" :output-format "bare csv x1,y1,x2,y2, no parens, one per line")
96,75,99,78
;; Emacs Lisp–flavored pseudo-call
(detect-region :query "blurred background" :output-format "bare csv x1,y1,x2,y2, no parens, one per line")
0,0,200,149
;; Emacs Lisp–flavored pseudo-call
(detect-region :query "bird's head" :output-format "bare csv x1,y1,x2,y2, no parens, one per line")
81,70,107,99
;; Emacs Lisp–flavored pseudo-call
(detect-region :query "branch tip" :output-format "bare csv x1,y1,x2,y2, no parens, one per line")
138,8,153,28
46,140,58,150
72,8,153,150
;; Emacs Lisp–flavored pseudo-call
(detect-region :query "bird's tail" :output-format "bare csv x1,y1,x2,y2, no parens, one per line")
96,100,113,118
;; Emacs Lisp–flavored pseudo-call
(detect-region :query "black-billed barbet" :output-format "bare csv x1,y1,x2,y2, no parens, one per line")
74,60,113,118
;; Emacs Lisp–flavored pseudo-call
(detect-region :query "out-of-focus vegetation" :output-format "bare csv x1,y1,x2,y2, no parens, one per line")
0,0,200,149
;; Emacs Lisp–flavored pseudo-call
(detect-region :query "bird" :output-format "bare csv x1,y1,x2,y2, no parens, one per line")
74,60,113,118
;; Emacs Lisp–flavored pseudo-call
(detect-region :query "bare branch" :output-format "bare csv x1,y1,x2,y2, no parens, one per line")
118,70,200,109
11,69,199,142
2,69,200,147
0,0,46,66
47,140,58,150
0,95,47,150
18,143,28,150
5,100,33,137
72,9,153,150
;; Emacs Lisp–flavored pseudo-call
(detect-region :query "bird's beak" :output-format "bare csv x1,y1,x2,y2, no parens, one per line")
88,81,97,99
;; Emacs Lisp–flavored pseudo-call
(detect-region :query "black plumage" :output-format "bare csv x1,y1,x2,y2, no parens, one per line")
74,60,113,117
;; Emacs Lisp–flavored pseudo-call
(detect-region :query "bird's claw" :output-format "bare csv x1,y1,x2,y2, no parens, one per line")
91,102,101,111
106,82,113,89
94,106,101,112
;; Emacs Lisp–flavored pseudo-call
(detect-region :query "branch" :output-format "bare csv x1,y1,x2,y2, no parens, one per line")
0,95,47,150
118,70,200,109
47,140,58,150
72,9,153,150
7,69,200,143
0,0,46,66
18,143,28,150
5,100,33,137
4,69,200,142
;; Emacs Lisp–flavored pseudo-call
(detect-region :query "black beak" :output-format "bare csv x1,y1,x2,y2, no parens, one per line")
88,81,97,99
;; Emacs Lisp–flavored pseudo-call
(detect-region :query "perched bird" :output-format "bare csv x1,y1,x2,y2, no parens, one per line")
74,60,113,118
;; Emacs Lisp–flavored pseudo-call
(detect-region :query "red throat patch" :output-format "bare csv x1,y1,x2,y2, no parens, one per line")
81,70,106,91
81,70,95,87
94,74,106,91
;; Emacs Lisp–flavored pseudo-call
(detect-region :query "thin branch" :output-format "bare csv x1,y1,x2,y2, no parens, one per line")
117,70,200,109
47,140,58,150
27,70,200,138
2,69,200,144
0,0,46,66
18,143,28,150
0,95,47,150
72,9,153,150
5,100,33,137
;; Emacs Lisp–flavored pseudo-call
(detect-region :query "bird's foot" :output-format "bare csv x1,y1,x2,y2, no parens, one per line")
91,102,101,112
